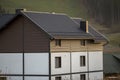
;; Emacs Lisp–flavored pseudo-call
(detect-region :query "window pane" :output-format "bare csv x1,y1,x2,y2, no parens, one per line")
55,40,61,46
55,57,61,68
0,76,23,80
55,76,61,80
81,40,86,46
80,56,86,66
0,53,23,74
80,74,86,80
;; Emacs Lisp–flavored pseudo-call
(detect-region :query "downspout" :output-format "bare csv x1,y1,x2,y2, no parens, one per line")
22,15,25,80
70,40,72,80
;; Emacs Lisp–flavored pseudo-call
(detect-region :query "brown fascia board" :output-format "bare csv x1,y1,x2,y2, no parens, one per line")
93,39,109,46
53,36,93,40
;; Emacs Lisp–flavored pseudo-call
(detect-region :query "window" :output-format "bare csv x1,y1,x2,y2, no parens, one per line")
0,77,7,80
55,39,61,46
55,76,61,80
80,56,86,66
55,57,61,68
80,74,86,80
81,40,86,46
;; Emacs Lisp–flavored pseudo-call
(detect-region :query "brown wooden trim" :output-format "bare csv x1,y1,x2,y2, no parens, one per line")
51,70,103,76
0,52,49,54
0,74,49,76
49,40,51,80
0,70,103,77
50,50,103,53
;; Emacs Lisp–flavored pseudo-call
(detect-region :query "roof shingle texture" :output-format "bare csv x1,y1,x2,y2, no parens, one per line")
22,12,93,39
0,14,15,30
73,18,108,42
0,11,108,42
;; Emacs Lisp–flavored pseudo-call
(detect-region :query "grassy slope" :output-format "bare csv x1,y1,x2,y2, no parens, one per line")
0,0,120,53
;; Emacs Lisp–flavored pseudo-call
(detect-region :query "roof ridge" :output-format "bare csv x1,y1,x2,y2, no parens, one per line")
23,11,67,16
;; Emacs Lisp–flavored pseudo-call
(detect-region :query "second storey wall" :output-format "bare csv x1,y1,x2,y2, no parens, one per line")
50,39,103,52
50,39,103,75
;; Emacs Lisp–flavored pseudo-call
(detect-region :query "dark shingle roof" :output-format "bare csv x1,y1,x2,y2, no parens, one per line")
22,12,93,39
73,18,108,43
104,53,120,74
0,11,108,43
0,14,16,30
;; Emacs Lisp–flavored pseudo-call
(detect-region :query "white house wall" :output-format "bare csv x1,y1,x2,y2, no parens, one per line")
71,52,88,73
7,76,23,80
51,75,70,80
72,73,88,80
89,51,103,71
0,53,22,74
24,53,49,75
89,72,103,80
51,52,70,74
25,76,49,80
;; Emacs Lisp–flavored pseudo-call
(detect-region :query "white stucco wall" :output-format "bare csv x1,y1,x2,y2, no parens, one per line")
51,75,70,80
51,52,70,74
89,72,103,80
25,53,49,75
71,52,88,73
25,76,49,80
7,76,23,80
72,73,88,80
0,53,22,74
88,51,103,71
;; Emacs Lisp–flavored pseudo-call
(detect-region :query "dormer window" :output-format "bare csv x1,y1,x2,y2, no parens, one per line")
81,40,86,46
55,39,61,46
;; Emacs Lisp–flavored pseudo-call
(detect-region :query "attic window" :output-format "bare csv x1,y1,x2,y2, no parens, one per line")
55,39,61,46
81,40,86,46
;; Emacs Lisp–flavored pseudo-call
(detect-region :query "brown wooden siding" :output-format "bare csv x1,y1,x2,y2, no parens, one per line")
50,40,103,52
0,16,23,53
23,17,50,52
0,16,50,53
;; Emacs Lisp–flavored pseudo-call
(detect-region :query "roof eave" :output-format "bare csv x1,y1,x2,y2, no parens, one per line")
52,36,93,40
0,14,18,31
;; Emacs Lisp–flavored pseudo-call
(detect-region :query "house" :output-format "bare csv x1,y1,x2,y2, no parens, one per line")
104,53,120,80
0,9,108,80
